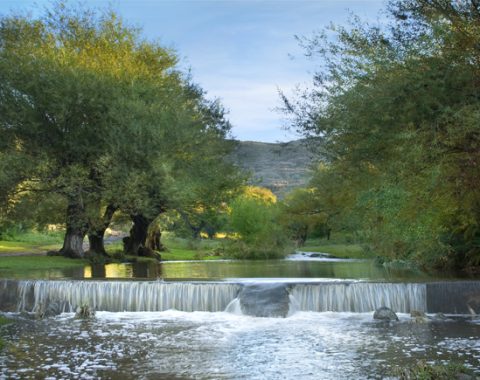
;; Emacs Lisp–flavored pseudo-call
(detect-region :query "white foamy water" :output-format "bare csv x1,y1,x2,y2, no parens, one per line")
11,280,426,314
1,310,479,379
287,251,361,262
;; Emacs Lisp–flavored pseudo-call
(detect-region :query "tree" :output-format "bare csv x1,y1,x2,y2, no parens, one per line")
279,187,330,246
284,0,480,270
226,186,290,259
0,3,240,259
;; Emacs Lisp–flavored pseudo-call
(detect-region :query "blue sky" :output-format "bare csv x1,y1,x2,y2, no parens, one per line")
0,0,387,142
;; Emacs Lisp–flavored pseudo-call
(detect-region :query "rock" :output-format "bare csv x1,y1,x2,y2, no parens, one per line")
410,310,427,323
433,312,448,320
410,310,425,318
373,306,399,321
412,316,427,324
35,301,70,319
75,304,95,318
238,283,290,318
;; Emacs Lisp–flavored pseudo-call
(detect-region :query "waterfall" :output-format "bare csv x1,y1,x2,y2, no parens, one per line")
13,280,241,313
3,279,479,316
290,282,426,313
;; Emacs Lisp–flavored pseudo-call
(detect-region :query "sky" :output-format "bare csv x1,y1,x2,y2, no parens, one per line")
0,0,387,142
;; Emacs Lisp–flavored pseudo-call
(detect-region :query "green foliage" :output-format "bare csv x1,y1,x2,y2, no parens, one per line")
279,187,330,245
284,0,480,271
393,360,474,380
0,2,243,257
227,195,291,259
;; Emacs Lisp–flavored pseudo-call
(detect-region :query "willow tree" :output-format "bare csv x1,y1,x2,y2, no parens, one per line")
0,3,180,258
284,0,480,270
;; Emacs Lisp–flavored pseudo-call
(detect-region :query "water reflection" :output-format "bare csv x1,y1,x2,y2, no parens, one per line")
0,259,434,281
85,263,162,279
0,258,465,281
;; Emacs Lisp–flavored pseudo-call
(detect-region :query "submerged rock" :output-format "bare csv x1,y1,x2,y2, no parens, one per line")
373,306,399,321
35,301,70,319
75,304,95,319
410,310,428,323
238,283,290,318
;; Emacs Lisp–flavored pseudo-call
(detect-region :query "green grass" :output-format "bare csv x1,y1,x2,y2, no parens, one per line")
105,240,123,254
300,241,371,259
0,256,87,272
0,230,63,254
107,233,224,261
161,248,223,261
161,235,223,261
0,241,61,254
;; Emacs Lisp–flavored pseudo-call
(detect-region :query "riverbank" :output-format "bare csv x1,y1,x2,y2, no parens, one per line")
300,240,371,260
0,231,227,274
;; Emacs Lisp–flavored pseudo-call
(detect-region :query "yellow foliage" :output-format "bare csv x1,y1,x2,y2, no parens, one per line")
242,186,277,204
199,232,238,239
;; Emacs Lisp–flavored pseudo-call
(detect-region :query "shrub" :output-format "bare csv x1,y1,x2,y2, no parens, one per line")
227,196,292,259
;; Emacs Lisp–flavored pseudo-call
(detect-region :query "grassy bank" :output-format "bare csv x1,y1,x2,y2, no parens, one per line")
106,234,224,261
300,239,372,259
0,256,87,276
0,230,63,254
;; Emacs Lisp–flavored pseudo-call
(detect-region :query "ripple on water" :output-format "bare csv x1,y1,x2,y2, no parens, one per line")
0,311,479,379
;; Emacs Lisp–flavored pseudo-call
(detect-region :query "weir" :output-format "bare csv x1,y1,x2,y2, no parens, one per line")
0,279,479,316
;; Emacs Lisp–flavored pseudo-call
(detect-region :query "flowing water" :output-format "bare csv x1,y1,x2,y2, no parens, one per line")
1,254,480,379
1,311,480,379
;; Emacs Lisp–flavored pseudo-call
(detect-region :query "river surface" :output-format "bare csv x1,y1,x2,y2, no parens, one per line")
0,256,458,281
1,311,480,379
1,253,480,379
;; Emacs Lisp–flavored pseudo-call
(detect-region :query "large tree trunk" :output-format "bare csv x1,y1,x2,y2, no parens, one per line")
88,233,106,255
123,214,151,255
123,214,161,261
146,222,166,252
87,204,118,256
60,201,88,259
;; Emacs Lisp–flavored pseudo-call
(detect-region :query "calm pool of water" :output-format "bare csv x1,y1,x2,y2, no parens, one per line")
0,257,445,281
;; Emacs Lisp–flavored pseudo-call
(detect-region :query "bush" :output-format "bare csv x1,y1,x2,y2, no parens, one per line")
226,196,292,259
393,360,474,380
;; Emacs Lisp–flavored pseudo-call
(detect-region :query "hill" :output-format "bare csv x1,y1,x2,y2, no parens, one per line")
229,140,314,197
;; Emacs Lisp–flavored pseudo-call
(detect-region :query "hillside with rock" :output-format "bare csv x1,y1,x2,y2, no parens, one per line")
229,140,315,197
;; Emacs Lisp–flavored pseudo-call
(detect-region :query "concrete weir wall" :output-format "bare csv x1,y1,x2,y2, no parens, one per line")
426,281,480,314
1,279,480,315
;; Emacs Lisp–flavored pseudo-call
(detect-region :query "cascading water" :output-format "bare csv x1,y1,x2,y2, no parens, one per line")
2,279,479,316
291,282,426,313
0,279,429,316
2,279,480,378
12,280,241,313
